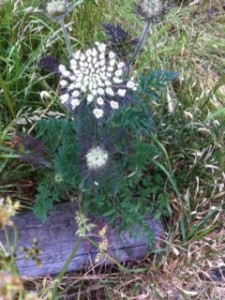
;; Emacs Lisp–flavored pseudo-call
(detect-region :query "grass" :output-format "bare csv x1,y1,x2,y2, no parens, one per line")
1,0,225,299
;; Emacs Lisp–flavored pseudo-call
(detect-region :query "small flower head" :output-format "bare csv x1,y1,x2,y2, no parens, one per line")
77,116,120,191
58,42,138,119
137,0,169,21
75,211,96,237
46,0,67,17
86,146,109,171
0,197,20,228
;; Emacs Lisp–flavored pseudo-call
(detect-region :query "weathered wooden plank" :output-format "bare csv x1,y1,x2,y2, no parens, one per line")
0,203,163,278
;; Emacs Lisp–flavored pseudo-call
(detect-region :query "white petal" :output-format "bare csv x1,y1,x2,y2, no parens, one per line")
60,79,68,88
109,59,116,66
69,75,76,81
98,43,107,52
100,66,106,72
106,72,112,77
113,77,123,84
61,70,71,77
107,66,114,72
99,59,106,67
68,83,76,91
86,49,92,56
94,62,100,69
87,56,92,63
80,54,86,61
76,75,83,82
71,99,80,109
74,51,81,59
83,80,89,87
110,101,119,109
126,80,137,90
92,48,98,57
100,74,107,81
59,64,66,73
108,51,116,59
104,80,111,86
70,59,77,66
106,87,114,96
92,57,98,64
118,89,126,97
117,62,125,69
96,97,104,105
72,90,80,97
88,82,93,90
91,89,98,96
74,82,82,89
87,94,94,103
60,93,70,103
115,69,123,77
92,82,97,89
97,88,105,95
80,85,87,92
93,108,104,119
99,53,105,60
96,79,105,87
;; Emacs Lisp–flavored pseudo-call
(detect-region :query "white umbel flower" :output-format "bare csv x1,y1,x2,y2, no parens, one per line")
59,42,138,118
86,146,109,170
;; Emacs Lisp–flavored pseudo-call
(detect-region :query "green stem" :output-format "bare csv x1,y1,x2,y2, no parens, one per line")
51,239,81,300
0,73,15,118
129,18,151,66
59,18,72,57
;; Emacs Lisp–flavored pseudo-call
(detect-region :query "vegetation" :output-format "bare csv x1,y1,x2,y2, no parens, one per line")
1,0,225,299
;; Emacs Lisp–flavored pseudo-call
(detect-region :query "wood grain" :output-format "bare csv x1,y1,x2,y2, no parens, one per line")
0,203,163,278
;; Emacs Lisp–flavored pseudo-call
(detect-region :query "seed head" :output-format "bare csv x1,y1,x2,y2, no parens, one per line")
137,0,168,20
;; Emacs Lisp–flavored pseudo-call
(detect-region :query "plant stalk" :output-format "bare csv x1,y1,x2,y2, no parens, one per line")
59,18,72,57
129,18,151,65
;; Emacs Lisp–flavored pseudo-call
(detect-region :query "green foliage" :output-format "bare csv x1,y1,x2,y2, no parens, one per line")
34,173,70,222
32,89,171,226
139,70,178,100
112,98,156,136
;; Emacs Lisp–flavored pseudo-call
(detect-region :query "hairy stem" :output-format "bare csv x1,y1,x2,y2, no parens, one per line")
129,18,151,65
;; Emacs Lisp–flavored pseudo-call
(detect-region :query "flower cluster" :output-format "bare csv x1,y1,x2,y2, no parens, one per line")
59,42,138,119
85,146,109,171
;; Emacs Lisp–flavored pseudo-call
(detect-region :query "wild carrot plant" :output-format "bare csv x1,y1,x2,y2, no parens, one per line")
16,0,176,231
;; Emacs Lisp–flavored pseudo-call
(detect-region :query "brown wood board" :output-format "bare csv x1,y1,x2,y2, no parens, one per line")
0,203,163,278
